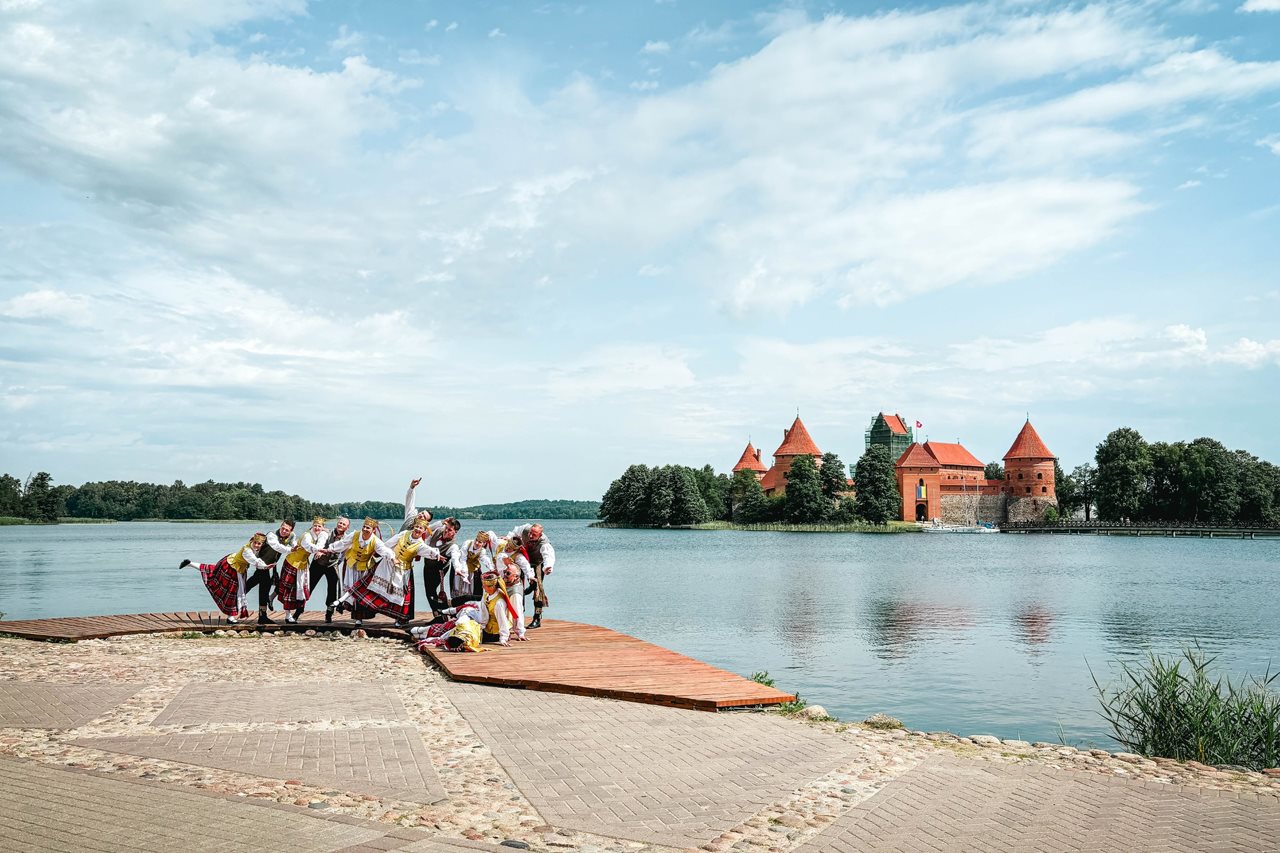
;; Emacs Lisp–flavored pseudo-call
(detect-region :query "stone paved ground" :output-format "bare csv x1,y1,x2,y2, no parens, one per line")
444,681,861,847
150,681,408,725
0,683,144,729
795,754,1280,853
74,726,447,803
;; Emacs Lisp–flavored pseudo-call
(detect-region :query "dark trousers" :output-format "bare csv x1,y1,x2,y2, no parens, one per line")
421,557,448,615
243,567,274,610
306,561,340,611
527,549,548,615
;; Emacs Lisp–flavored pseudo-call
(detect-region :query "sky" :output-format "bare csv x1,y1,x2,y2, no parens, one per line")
1,0,1278,506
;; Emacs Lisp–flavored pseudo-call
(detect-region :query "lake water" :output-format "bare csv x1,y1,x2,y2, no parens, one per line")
1,519,1277,747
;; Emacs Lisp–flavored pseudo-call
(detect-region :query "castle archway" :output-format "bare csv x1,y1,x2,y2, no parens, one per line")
915,502,928,522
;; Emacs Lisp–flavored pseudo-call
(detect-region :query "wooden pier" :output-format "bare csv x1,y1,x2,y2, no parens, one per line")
1001,520,1280,539
0,611,796,712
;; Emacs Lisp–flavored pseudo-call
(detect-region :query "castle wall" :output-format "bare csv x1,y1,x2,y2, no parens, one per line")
1004,459,1055,500
1006,496,1056,524
939,494,1008,525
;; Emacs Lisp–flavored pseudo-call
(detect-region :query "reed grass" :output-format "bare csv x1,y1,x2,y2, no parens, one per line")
1091,646,1280,771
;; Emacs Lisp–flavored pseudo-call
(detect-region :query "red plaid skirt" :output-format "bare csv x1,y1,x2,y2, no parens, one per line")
347,562,415,620
199,557,247,618
275,562,310,610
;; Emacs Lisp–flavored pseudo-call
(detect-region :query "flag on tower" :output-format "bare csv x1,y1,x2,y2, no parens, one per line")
915,420,923,429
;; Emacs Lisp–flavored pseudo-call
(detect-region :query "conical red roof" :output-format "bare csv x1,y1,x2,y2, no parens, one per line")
1004,420,1054,460
774,416,822,458
732,441,768,473
896,443,936,468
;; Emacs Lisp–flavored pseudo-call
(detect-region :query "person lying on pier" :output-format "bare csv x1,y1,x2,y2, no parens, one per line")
178,532,268,624
342,517,441,628
506,523,554,629
247,518,295,624
321,516,384,627
399,477,433,533
409,600,484,647
411,609,484,653
275,516,340,624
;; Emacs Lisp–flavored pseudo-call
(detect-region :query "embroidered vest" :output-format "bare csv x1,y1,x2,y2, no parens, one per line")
392,532,424,571
345,534,377,572
226,543,255,573
284,541,310,571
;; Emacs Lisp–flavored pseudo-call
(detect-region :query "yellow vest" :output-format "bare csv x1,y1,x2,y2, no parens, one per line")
226,543,255,573
284,541,310,571
345,534,377,572
485,595,501,634
393,532,424,571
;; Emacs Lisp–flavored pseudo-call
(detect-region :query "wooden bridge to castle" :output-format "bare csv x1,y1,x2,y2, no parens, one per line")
1001,520,1280,539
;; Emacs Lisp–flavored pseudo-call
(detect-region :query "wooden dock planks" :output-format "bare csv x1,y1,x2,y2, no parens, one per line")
0,612,796,711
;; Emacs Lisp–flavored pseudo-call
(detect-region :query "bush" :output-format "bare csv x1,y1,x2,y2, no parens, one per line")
1044,505,1059,523
1091,646,1280,770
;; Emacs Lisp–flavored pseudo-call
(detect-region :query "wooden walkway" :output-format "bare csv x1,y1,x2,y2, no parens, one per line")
0,611,795,711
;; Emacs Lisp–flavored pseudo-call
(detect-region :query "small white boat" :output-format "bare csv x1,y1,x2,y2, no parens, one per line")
920,522,1000,534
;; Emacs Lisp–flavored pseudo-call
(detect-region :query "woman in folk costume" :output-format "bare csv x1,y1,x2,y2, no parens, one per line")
497,539,534,641
179,532,268,624
324,517,385,626
445,530,498,607
409,600,485,652
276,516,330,624
478,568,523,645
344,516,440,628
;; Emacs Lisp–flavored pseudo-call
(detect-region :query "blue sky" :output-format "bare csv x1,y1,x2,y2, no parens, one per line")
1,0,1278,505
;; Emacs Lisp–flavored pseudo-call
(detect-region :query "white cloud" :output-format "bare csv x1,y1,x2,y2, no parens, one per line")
445,21,458,32
545,344,696,401
1240,0,1280,11
629,79,659,91
641,40,670,54
425,19,438,30
1259,135,1280,155
1176,179,1202,190
1,289,94,325
488,28,505,39
329,24,363,52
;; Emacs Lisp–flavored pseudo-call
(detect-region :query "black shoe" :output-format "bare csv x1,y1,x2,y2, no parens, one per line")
529,614,542,629
325,607,334,624
179,559,192,569
257,613,275,625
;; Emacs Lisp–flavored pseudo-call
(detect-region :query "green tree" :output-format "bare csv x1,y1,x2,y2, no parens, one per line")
692,464,730,521
853,445,901,525
1183,438,1241,522
1146,441,1188,521
643,466,676,526
818,452,848,504
21,471,60,522
0,474,22,516
728,469,767,522
1235,452,1280,525
783,455,827,522
1095,428,1152,521
599,464,653,524
669,466,710,525
984,462,1004,481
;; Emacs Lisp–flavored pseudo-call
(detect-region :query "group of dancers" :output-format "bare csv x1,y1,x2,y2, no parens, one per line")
180,479,555,648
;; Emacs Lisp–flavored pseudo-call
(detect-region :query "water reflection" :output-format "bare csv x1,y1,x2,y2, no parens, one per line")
1014,604,1054,648
861,597,973,661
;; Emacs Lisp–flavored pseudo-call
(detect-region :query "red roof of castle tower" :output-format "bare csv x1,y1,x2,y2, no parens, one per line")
894,441,984,469
732,441,768,473
882,413,909,435
1003,420,1054,460
774,416,822,458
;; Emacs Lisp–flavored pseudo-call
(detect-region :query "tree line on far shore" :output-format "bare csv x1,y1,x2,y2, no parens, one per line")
597,446,902,526
0,474,599,524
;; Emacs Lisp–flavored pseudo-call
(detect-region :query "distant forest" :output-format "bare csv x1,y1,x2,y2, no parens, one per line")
0,473,598,523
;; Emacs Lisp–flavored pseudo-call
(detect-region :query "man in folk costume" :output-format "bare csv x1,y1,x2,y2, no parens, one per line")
345,517,440,628
399,477,434,533
506,522,555,628
275,516,334,624
324,517,384,627
306,515,349,623
478,568,522,646
179,532,268,624
419,517,461,618
497,541,533,642
245,518,296,624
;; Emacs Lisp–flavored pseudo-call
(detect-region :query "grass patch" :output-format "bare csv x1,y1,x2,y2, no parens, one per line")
173,631,207,639
751,670,776,688
776,697,810,715
55,517,116,524
592,520,919,533
0,516,29,526
1091,645,1280,771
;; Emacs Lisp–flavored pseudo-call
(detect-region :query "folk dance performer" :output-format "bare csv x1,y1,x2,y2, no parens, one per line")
420,518,461,617
446,529,498,607
506,523,555,629
178,532,268,624
306,515,349,622
275,516,338,624
342,517,440,627
478,568,521,646
242,518,295,624
409,600,485,652
399,477,433,533
324,517,384,626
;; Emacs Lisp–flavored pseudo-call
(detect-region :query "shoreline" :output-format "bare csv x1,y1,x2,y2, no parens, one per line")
589,520,919,533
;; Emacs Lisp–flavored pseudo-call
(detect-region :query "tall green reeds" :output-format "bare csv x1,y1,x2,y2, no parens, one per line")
1091,646,1280,771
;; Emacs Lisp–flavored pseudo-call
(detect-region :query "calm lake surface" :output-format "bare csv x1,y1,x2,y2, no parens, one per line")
2,519,1277,747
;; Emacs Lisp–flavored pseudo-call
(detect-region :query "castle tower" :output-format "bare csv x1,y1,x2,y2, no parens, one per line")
759,415,822,497
1003,419,1056,501
731,441,768,482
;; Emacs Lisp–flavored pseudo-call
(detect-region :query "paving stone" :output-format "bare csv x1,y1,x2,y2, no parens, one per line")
0,755,386,852
442,681,857,848
0,682,144,729
73,726,447,803
796,754,1280,853
149,681,407,726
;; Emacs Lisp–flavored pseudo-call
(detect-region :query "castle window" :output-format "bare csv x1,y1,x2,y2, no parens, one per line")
1041,486,1048,494
1037,472,1043,480
918,478,924,487
1025,487,1031,494
1018,473,1024,480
